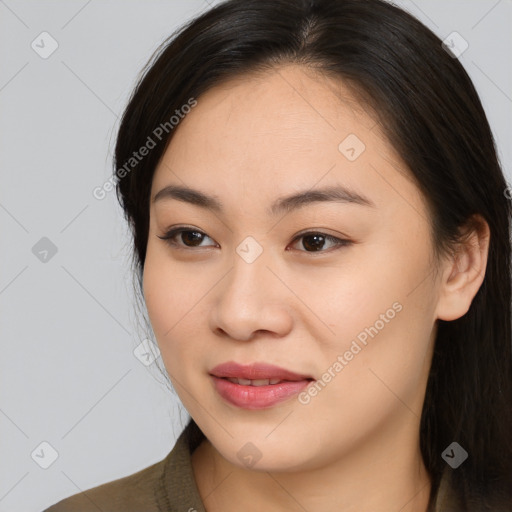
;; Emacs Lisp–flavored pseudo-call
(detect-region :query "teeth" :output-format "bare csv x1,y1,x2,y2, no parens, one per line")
252,379,270,386
226,378,283,386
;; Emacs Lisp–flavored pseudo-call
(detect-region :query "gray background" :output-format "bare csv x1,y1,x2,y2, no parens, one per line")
0,1,510,511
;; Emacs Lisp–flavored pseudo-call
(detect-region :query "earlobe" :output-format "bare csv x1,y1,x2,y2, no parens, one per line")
435,215,490,322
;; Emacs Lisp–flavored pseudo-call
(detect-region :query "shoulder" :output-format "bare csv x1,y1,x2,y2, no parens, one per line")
41,456,167,512
41,420,207,512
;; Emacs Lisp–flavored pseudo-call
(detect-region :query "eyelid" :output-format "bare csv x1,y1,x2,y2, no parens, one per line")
157,225,217,248
288,231,351,253
157,225,352,253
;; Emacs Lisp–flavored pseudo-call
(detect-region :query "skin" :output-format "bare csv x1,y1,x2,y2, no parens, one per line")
142,64,490,512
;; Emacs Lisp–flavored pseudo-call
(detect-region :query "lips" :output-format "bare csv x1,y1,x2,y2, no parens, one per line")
209,361,313,382
209,362,314,409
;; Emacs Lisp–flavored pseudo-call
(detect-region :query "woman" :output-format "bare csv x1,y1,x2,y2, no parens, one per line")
44,0,512,510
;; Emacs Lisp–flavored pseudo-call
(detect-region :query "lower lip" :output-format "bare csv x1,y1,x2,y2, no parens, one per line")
211,376,312,409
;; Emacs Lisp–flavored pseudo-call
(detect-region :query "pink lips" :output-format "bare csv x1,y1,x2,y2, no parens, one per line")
209,362,314,410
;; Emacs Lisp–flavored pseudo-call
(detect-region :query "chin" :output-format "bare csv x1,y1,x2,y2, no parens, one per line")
209,426,325,473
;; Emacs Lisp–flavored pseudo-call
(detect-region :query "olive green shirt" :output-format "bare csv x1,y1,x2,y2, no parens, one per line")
42,419,460,511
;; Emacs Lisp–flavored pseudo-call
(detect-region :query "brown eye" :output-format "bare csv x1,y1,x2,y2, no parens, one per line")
157,228,216,248
289,232,351,253
157,227,350,253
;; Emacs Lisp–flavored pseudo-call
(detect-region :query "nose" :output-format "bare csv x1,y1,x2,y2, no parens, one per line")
209,249,294,342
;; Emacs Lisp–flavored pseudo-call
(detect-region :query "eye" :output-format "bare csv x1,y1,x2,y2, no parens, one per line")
157,227,351,253
288,231,351,253
157,227,217,249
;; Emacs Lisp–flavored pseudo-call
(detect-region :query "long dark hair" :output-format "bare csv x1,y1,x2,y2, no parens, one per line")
113,0,512,509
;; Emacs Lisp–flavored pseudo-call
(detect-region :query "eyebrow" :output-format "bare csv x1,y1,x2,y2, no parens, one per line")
152,184,375,215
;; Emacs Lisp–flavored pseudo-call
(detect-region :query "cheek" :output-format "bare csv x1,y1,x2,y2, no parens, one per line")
287,248,409,350
302,241,436,387
142,247,205,361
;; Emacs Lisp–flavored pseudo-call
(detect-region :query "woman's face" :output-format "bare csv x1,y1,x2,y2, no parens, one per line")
143,64,443,471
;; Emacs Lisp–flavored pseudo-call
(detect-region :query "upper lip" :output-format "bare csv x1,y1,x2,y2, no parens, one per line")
209,361,314,381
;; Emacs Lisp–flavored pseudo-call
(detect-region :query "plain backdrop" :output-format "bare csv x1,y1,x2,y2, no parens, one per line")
0,1,511,511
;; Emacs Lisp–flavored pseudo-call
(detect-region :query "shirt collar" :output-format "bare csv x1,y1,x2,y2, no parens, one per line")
158,418,207,512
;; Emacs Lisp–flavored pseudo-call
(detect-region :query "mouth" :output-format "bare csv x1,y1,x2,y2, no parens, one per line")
222,377,295,386
209,361,315,409
209,361,314,381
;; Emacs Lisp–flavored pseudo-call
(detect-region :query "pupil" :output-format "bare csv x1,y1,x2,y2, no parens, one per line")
303,234,325,251
182,231,203,246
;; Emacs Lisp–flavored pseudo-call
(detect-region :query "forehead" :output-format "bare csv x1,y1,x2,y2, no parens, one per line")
163,64,379,156
151,64,419,215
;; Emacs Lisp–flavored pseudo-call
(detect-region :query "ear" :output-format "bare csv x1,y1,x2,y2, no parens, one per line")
435,214,490,322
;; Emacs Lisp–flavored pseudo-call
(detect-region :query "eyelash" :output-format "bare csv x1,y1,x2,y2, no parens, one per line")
157,226,352,254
